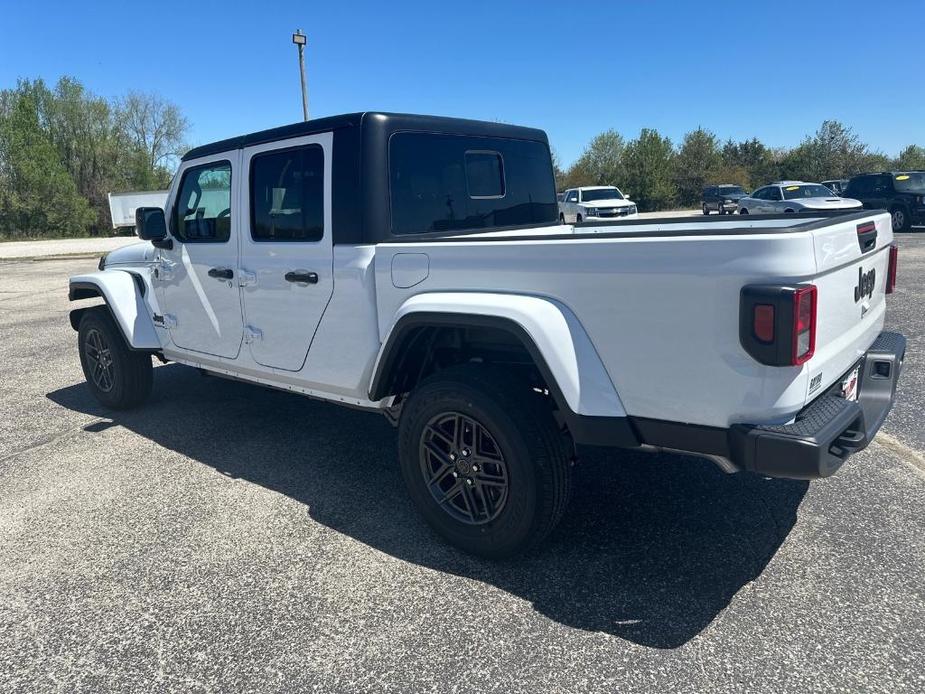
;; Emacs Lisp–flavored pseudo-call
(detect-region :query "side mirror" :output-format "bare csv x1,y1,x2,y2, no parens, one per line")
624,193,631,199
135,207,172,248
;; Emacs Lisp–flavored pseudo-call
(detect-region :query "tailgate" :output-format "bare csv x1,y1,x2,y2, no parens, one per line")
803,211,893,403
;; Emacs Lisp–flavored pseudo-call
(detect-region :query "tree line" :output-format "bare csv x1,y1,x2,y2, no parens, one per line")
554,121,925,212
0,77,188,239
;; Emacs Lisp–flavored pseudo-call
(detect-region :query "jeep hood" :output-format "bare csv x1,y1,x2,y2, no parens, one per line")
104,241,156,266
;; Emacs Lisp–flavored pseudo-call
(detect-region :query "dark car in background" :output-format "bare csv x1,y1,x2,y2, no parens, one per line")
702,184,747,215
843,172,925,231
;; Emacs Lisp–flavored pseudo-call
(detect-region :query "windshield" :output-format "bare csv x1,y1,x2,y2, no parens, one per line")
581,188,623,202
718,186,746,197
782,184,836,200
894,173,925,193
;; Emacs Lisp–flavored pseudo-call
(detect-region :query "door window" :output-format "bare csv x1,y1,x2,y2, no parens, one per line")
752,187,767,200
173,162,232,243
250,145,325,242
768,187,782,201
566,190,578,202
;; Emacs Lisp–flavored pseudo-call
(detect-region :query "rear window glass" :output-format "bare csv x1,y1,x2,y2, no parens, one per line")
389,133,557,235
465,151,505,198
250,145,324,242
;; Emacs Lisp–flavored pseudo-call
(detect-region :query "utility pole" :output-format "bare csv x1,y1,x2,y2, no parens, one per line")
292,29,309,121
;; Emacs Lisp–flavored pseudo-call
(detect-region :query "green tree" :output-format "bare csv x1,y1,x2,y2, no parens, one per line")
622,129,676,211
895,145,925,170
721,138,779,189
780,120,880,181
0,89,93,238
674,127,721,206
562,129,625,190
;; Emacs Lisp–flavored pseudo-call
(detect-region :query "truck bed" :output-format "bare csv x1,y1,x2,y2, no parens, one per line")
374,211,893,429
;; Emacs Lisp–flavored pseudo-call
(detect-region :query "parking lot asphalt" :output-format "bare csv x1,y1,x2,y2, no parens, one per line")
1,236,924,693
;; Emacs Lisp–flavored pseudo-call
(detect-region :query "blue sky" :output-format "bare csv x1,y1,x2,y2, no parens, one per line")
1,0,922,165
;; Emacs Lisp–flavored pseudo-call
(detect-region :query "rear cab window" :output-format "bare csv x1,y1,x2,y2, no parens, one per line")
389,133,557,235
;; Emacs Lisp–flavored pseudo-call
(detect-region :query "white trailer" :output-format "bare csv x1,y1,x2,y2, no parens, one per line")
107,191,168,233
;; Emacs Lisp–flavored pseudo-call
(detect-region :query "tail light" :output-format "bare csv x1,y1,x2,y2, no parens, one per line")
886,244,898,294
791,285,817,365
740,284,818,367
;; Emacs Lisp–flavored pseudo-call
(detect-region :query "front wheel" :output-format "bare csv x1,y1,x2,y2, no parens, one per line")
576,214,583,224
702,203,710,215
78,307,153,409
398,365,573,558
559,213,566,224
739,208,749,215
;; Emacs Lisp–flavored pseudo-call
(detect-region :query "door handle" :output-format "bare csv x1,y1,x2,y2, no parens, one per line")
208,267,234,280
284,271,319,285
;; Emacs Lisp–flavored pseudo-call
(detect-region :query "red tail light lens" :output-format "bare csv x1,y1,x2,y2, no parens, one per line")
792,285,817,365
753,305,775,343
886,244,898,294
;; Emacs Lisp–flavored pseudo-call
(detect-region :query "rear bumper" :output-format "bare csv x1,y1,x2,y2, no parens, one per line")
728,331,906,479
620,331,906,480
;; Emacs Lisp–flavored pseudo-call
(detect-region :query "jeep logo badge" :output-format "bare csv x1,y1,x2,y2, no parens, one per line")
854,267,876,302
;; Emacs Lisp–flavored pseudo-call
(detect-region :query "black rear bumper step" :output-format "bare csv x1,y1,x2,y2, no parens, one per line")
729,331,906,479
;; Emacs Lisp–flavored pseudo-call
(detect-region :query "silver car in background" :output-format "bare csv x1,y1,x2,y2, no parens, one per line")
737,181,863,214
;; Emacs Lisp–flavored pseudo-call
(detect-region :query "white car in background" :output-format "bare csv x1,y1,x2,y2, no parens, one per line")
737,182,863,215
558,186,638,223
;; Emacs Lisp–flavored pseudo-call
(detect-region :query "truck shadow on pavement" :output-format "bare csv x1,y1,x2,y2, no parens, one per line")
48,364,808,650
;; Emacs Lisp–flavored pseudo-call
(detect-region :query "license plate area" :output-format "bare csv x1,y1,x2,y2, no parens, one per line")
841,366,860,402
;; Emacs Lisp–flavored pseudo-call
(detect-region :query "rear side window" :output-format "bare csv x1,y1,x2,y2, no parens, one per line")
174,161,232,243
250,144,324,242
465,151,505,198
389,133,557,235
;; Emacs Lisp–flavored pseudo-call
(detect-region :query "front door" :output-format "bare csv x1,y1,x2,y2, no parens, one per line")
156,152,244,359
239,133,334,372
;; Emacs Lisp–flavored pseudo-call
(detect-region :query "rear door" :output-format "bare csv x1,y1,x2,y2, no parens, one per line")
565,189,579,221
239,132,334,371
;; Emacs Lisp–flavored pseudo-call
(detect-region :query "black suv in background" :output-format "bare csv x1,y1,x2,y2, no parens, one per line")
842,172,925,231
702,184,747,215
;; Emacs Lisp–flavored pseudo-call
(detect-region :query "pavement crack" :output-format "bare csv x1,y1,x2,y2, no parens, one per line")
0,418,108,467
872,432,925,480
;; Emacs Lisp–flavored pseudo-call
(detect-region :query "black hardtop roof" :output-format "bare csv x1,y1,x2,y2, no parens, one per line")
182,111,549,161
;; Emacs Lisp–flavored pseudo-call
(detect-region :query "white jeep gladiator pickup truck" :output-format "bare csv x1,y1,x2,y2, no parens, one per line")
68,112,905,558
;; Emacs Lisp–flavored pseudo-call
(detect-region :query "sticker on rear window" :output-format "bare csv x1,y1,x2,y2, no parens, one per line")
896,174,910,181
785,185,800,191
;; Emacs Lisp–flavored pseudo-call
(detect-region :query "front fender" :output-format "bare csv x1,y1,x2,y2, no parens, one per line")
371,292,626,419
68,271,160,350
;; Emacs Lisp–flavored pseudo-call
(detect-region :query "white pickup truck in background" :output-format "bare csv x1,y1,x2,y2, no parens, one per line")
558,185,638,223
69,112,905,558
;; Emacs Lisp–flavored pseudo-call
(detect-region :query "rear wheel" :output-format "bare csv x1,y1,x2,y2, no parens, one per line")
398,365,573,558
739,208,749,215
78,308,153,409
559,213,566,224
891,206,911,232
702,203,710,215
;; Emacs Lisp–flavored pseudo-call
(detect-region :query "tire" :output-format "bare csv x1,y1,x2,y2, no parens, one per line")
576,214,583,224
78,307,153,409
784,208,795,214
702,203,710,215
740,208,749,215
398,364,573,558
559,213,566,224
891,206,911,232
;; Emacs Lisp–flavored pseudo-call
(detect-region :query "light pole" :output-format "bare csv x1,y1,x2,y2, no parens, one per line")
292,29,309,121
